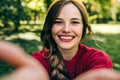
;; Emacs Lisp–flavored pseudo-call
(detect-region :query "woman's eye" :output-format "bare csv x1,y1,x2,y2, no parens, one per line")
71,21,80,24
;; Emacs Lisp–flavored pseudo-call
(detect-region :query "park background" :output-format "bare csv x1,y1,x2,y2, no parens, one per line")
0,0,120,76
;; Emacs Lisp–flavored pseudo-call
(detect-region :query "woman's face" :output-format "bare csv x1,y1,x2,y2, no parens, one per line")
52,3,83,51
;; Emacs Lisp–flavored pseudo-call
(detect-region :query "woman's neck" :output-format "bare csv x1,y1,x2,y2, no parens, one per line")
58,46,79,61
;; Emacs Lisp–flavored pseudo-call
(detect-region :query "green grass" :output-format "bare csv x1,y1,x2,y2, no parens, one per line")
0,31,120,76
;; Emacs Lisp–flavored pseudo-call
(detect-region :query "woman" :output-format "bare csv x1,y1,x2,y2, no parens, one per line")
32,0,119,80
0,40,49,80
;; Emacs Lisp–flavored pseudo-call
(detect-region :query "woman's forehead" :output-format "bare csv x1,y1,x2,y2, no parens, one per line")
57,3,82,19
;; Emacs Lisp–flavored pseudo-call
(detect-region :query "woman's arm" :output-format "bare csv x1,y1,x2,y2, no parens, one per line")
0,40,50,80
74,68,120,80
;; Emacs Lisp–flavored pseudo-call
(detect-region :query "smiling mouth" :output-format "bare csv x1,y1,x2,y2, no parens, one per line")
58,35,75,42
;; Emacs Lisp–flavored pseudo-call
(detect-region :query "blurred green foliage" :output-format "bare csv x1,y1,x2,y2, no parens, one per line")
0,0,120,35
0,0,31,34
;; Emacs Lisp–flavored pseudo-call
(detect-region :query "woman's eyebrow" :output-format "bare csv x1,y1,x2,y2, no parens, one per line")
71,18,82,21
55,18,81,21
55,18,63,20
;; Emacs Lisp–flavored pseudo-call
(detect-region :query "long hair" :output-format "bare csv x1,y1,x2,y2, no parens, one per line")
40,0,92,79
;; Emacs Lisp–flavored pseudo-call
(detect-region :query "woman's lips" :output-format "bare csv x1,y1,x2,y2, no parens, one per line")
58,35,75,42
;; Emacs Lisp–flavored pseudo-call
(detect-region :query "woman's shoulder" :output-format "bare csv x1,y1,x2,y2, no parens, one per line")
79,44,108,56
77,44,109,59
32,49,49,71
79,44,112,69
32,50,44,59
32,49,49,59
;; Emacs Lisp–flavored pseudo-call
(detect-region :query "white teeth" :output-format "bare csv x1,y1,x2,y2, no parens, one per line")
60,36,73,40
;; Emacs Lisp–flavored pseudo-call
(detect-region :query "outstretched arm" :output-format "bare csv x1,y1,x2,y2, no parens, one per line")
0,40,50,80
74,68,120,80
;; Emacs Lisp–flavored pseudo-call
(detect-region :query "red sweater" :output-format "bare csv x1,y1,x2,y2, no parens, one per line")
32,44,112,80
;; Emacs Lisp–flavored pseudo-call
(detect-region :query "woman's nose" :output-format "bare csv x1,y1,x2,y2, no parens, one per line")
62,23,71,33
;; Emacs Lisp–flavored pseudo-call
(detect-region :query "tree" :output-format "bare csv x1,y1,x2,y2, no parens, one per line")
0,0,30,34
82,0,112,23
44,0,53,9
